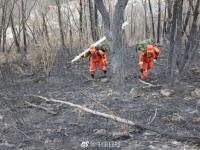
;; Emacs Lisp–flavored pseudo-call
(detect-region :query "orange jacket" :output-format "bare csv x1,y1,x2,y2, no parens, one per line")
139,44,160,68
84,45,107,64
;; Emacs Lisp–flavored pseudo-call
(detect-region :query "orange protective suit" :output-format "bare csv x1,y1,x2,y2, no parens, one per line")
139,44,160,80
83,45,108,78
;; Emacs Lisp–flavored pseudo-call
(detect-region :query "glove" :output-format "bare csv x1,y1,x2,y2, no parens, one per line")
140,68,144,73
154,57,158,62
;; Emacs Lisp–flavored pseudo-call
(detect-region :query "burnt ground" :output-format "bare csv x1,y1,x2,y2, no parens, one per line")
0,46,200,150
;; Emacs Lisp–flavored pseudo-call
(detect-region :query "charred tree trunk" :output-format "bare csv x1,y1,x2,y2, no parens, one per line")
55,0,66,53
79,0,83,50
163,0,167,37
148,0,155,39
94,1,99,40
42,13,51,49
142,0,150,39
94,0,111,40
167,0,178,84
21,0,27,53
88,0,97,41
157,0,161,43
166,0,172,35
111,0,128,91
179,0,200,73
182,3,192,36
174,0,183,79
0,0,9,52
95,0,128,91
11,12,20,52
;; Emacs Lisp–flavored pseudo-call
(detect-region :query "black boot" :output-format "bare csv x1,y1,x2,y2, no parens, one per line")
91,74,94,79
103,70,107,77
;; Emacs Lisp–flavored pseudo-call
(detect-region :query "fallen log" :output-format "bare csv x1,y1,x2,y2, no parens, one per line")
27,95,200,145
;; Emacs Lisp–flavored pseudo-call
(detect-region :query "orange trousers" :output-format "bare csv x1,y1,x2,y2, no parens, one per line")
90,59,106,75
140,61,153,79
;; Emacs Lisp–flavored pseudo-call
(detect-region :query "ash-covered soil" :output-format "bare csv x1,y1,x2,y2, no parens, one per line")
0,46,200,150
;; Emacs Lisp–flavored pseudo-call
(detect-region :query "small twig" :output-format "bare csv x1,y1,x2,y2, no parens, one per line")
25,101,57,115
147,108,158,125
138,79,153,86
11,124,32,140
138,79,162,89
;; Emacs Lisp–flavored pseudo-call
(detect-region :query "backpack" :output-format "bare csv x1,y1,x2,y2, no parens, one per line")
96,44,108,52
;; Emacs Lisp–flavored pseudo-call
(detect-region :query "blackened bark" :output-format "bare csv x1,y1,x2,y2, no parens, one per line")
148,0,155,39
94,0,111,39
179,0,200,73
167,0,178,83
157,0,161,43
11,13,20,52
174,0,183,80
166,0,172,35
88,0,97,41
94,1,99,40
21,0,27,53
163,0,167,37
142,0,150,39
79,0,83,50
182,6,191,35
42,13,51,49
55,0,66,52
111,0,128,91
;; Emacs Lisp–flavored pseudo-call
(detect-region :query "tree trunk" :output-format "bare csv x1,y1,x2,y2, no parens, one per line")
88,0,97,41
94,0,99,40
148,0,155,39
182,4,192,36
157,0,161,43
55,0,66,53
79,0,83,51
173,0,183,80
11,12,20,52
111,0,128,91
179,0,200,73
162,0,167,37
42,13,51,49
21,0,27,53
142,0,150,39
0,0,9,52
167,0,178,84
94,0,111,40
166,0,172,35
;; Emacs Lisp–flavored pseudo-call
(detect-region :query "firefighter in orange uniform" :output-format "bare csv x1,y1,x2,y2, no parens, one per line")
82,45,108,78
139,44,160,80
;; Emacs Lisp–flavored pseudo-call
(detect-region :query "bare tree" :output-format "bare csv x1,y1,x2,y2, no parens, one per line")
167,0,178,83
95,0,128,91
88,0,97,41
55,0,67,53
157,0,161,43
179,0,200,73
21,0,27,53
148,0,155,39
142,0,150,39
11,9,20,52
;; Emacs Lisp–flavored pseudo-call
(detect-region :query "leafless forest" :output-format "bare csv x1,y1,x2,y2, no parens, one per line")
0,0,200,149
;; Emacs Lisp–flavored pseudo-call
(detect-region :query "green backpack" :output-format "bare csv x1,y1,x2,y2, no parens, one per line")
96,44,107,52
136,38,156,52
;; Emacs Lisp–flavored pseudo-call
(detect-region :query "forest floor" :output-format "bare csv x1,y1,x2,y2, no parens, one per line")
0,45,200,150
